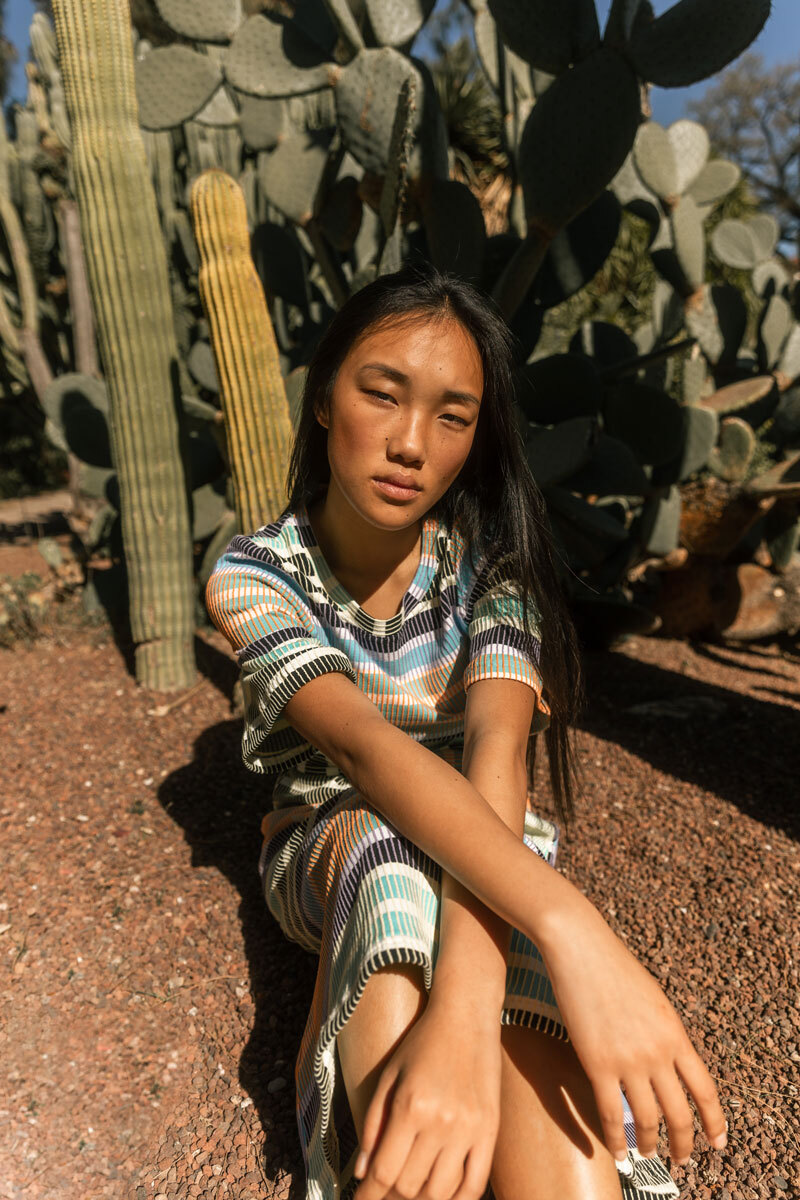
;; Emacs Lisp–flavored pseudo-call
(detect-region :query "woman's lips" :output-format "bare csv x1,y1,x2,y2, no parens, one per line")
373,478,421,500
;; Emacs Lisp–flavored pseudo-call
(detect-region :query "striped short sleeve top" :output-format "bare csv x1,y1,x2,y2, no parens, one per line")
205,500,551,811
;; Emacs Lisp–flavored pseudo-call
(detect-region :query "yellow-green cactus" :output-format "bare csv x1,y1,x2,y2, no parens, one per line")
190,168,294,534
51,0,196,690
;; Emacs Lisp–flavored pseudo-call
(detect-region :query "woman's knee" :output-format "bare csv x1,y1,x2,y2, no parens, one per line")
338,962,429,1139
500,1022,605,1136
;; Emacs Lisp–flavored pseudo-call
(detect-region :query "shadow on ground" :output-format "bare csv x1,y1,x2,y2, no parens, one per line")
578,636,799,842
158,635,315,1195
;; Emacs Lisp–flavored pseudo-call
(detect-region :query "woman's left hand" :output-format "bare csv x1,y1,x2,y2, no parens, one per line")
538,892,727,1166
352,995,502,1200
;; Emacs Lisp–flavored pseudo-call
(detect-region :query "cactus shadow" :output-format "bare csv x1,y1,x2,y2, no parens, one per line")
157,707,315,1195
577,637,799,841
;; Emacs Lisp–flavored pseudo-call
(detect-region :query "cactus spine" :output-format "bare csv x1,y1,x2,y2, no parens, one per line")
51,0,196,690
190,168,294,533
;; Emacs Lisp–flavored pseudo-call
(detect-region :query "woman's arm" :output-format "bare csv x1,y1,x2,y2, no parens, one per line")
284,671,729,1167
428,677,538,1020
283,670,576,950
428,740,527,1020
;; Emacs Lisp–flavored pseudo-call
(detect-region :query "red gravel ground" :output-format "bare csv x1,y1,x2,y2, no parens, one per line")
1,585,798,1200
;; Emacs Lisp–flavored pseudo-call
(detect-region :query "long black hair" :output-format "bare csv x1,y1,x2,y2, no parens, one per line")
285,261,585,833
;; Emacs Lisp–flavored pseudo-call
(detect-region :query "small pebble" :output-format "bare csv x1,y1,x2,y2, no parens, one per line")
267,1077,287,1094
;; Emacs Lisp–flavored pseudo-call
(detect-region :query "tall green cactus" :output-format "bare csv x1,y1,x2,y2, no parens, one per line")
190,168,294,533
51,0,196,690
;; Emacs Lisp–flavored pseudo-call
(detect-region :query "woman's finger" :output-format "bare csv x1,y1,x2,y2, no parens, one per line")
649,1065,697,1164
393,1131,452,1200
619,1073,662,1160
451,1140,495,1200
674,1049,728,1151
355,1063,400,1182
423,1143,470,1200
589,1074,629,1164
356,1085,429,1200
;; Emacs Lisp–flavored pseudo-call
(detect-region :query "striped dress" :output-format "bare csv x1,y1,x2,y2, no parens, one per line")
205,500,680,1200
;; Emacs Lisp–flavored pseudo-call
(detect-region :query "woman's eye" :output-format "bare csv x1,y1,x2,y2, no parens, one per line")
366,391,467,428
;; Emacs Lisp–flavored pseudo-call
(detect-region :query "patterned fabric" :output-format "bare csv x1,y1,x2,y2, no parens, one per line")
206,501,680,1200
204,500,550,810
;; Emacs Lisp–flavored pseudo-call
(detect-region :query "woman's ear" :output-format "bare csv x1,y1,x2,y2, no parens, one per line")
313,403,329,430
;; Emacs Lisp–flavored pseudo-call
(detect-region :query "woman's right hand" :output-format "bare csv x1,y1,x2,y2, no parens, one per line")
537,892,727,1166
352,995,502,1200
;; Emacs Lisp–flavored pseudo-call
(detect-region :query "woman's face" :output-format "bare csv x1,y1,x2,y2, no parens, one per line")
315,313,483,528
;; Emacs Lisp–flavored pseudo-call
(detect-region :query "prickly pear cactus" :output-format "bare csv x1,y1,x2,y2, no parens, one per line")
51,0,197,691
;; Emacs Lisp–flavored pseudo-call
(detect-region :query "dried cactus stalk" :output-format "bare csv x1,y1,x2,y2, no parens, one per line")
190,167,294,533
51,0,197,691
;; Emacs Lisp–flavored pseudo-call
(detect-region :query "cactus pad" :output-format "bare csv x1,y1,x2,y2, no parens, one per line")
153,0,241,43
708,416,756,482
188,340,220,392
778,325,800,384
257,130,334,225
195,83,239,127
678,404,718,480
225,14,334,98
566,433,651,497
238,94,288,150
422,179,486,282
604,381,685,466
633,121,678,201
526,416,597,487
757,294,793,370
627,0,771,89
641,485,681,556
41,372,112,468
753,259,791,301
688,158,741,207
518,47,640,235
671,194,705,292
334,48,445,178
365,0,436,47
135,45,224,130
520,354,602,423
380,74,416,236
534,191,622,309
747,213,780,262
711,218,762,270
667,119,709,193
487,0,600,75
701,376,778,428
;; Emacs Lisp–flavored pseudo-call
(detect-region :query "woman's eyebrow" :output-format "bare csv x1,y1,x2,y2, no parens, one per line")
357,361,480,407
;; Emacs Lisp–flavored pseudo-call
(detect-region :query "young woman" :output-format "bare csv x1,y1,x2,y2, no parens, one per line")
205,262,726,1200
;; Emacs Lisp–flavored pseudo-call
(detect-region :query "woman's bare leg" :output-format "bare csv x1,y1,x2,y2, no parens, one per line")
490,1024,624,1200
338,966,625,1200
337,963,429,1200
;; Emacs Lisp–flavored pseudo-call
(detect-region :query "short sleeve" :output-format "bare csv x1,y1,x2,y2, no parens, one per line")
205,534,358,772
463,551,551,733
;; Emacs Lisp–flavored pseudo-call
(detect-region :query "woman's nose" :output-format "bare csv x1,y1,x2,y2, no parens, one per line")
387,413,426,461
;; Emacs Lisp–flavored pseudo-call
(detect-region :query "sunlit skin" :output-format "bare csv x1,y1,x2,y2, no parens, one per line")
307,312,483,608
287,312,727,1198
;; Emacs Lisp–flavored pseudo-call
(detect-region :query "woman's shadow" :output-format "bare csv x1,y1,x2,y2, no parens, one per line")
158,635,317,1196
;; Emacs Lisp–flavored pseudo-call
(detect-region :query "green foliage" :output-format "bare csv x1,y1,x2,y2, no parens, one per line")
2,0,793,652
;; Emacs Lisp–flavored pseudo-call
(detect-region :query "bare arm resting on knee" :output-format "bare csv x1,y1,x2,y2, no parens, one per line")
282,670,574,956
428,677,539,1018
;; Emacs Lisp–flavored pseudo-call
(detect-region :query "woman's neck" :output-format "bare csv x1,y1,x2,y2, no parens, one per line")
306,487,424,589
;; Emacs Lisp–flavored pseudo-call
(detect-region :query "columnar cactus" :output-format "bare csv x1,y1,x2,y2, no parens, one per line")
51,0,197,690
189,167,294,533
